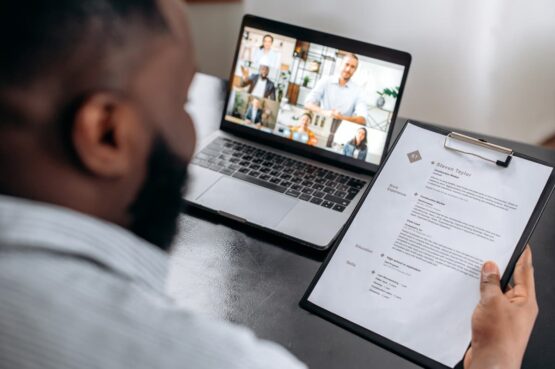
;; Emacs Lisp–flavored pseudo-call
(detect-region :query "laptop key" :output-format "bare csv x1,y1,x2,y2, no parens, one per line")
280,181,292,188
299,194,311,201
347,179,365,189
323,187,335,194
334,190,347,198
324,194,350,207
345,192,357,201
321,200,334,209
249,171,260,178
302,188,314,195
220,168,235,175
337,184,349,192
332,204,346,212
280,174,292,180
285,189,301,198
312,183,324,190
232,172,287,193
259,174,271,181
269,177,281,184
313,191,326,198
209,164,222,171
194,160,211,168
291,184,302,191
196,152,213,161
310,197,323,205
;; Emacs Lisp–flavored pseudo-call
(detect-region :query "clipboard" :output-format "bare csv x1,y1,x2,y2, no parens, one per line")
300,120,555,369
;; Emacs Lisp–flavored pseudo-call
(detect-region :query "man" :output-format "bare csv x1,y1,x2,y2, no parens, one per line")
0,1,539,369
240,64,277,100
244,97,263,125
304,53,367,147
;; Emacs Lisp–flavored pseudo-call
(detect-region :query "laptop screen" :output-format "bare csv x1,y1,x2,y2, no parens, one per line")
224,25,407,166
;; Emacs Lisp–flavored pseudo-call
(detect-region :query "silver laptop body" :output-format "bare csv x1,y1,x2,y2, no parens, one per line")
184,15,411,249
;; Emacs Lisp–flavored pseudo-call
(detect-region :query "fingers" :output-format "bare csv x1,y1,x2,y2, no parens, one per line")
513,245,536,301
480,261,502,304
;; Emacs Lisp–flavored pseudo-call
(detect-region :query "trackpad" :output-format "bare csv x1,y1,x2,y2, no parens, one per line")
197,176,297,228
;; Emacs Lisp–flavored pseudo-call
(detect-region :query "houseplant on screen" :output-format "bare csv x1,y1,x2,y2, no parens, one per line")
376,86,399,111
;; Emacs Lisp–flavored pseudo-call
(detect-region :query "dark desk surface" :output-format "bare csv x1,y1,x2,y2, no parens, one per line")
167,73,555,369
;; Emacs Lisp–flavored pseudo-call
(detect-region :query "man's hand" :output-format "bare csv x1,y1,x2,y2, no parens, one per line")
240,66,249,80
330,109,342,120
464,245,538,369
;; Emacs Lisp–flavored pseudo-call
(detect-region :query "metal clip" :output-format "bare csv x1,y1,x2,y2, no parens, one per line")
444,132,513,167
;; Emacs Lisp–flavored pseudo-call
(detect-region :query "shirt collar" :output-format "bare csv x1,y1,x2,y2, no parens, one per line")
0,195,168,294
332,75,352,88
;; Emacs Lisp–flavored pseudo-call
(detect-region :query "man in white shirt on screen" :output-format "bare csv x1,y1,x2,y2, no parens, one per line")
0,1,539,369
304,53,368,147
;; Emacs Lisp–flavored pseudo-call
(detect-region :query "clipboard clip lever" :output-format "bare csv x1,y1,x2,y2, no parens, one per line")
444,132,514,168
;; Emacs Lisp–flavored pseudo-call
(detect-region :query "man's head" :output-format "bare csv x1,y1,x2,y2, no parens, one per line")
251,98,261,109
339,53,359,82
262,35,274,51
259,65,270,80
0,0,196,251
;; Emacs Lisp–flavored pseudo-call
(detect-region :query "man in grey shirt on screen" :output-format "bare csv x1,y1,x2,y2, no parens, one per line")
304,53,368,148
0,1,539,369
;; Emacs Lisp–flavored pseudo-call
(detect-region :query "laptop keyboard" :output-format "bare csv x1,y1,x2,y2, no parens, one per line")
191,137,367,213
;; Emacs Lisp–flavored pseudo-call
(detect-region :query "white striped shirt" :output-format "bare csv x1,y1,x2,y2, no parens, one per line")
0,195,306,369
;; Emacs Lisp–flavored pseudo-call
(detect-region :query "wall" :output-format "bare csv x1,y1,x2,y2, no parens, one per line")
186,0,555,144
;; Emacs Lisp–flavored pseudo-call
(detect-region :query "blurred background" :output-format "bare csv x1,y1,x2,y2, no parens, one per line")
184,0,555,147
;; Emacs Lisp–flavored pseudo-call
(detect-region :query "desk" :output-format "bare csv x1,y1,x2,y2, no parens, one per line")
167,73,555,369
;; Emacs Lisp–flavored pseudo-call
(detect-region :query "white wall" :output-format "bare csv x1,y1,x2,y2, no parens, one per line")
186,0,555,144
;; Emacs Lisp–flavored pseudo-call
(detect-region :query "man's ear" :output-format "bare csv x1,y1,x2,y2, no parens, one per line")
71,92,147,178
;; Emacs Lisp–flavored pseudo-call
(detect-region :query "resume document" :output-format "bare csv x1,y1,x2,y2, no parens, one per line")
308,123,552,367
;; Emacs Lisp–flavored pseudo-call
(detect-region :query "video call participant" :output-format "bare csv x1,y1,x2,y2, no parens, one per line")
0,1,540,369
290,112,317,146
343,127,368,160
252,34,280,70
304,53,367,147
244,97,263,125
239,64,276,100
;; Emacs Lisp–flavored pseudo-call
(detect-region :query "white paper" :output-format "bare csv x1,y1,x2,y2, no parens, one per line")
308,123,552,367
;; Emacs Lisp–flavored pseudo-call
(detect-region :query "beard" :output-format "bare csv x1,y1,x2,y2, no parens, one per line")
128,136,188,252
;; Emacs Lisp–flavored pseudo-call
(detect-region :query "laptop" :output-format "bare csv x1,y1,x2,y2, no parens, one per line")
184,15,411,249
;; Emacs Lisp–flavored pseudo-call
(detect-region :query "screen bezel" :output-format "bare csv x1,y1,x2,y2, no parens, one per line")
221,14,412,174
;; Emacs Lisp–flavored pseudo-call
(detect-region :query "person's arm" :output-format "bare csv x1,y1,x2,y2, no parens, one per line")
304,78,327,114
239,68,254,89
268,81,276,101
464,245,538,369
330,111,366,125
331,92,368,125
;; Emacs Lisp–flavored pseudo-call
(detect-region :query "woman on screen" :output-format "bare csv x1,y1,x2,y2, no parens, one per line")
343,127,368,160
